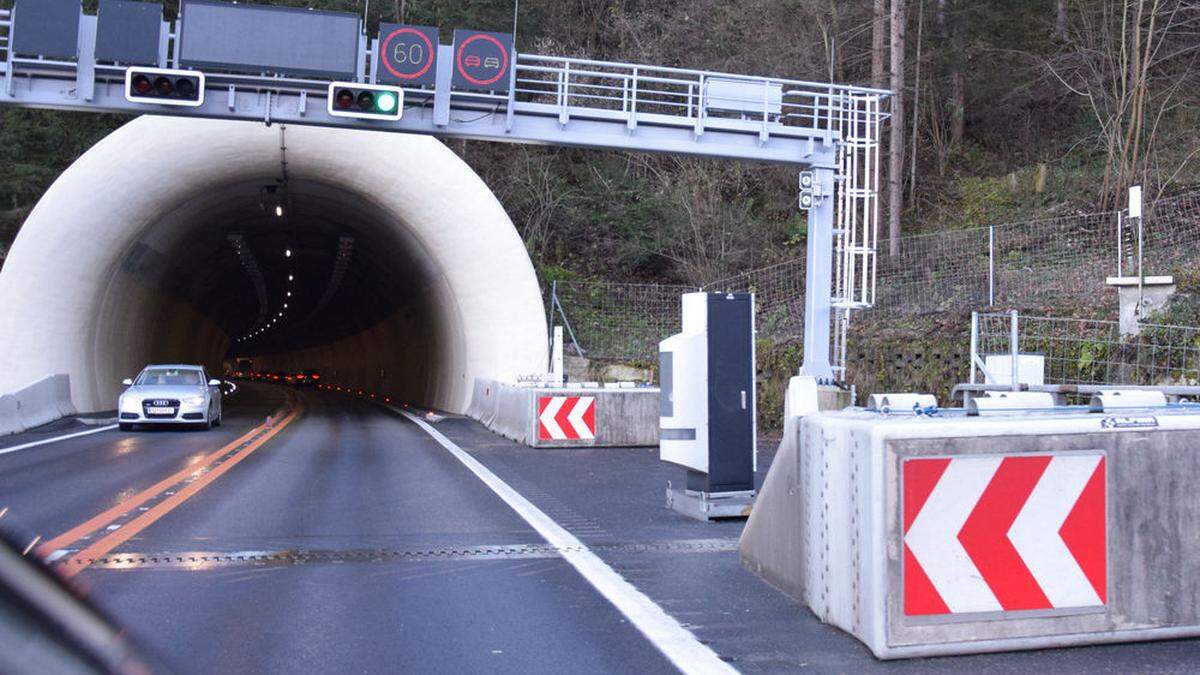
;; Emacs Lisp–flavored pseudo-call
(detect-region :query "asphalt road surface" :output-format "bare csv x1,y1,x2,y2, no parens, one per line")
1,384,1198,673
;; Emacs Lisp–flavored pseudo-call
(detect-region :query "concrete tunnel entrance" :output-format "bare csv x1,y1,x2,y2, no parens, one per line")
0,116,548,414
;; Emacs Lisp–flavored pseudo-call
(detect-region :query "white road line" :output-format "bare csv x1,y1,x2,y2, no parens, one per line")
0,424,118,456
396,408,736,675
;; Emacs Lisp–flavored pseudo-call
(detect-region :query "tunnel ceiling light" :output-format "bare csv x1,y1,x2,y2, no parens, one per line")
288,274,294,282
287,291,292,297
275,205,284,217
285,248,292,258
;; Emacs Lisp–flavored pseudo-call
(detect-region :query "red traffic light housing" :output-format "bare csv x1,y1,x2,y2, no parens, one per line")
125,67,205,108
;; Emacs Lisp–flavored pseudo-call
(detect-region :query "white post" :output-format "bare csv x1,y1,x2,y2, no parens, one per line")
969,311,979,385
1009,309,1020,392
552,326,564,385
988,225,995,306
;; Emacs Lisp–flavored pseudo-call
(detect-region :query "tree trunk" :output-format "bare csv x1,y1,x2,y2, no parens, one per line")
909,0,924,207
889,0,908,256
872,0,887,89
1055,0,1068,41
950,70,965,143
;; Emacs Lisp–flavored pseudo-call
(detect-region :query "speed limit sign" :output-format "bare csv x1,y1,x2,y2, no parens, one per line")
376,23,439,87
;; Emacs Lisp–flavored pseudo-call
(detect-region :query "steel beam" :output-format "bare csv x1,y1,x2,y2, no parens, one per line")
800,166,837,382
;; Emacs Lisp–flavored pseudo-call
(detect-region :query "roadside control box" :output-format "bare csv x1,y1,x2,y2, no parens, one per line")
659,292,756,520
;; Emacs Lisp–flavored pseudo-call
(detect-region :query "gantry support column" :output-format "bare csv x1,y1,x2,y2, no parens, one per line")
800,166,837,383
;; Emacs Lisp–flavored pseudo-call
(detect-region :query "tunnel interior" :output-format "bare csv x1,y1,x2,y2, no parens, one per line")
0,117,548,414
118,178,444,393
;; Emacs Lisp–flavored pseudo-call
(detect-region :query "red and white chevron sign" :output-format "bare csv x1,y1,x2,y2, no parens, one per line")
537,396,596,441
903,454,1106,616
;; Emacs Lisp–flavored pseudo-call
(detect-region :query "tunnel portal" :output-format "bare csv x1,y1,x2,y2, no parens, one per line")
0,117,548,414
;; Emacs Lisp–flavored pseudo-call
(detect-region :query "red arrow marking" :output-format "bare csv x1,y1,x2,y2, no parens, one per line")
958,456,1053,610
1059,456,1107,603
903,458,952,615
582,398,596,435
555,397,576,439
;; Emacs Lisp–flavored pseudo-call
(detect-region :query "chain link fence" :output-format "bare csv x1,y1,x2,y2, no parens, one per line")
551,190,1200,364
972,311,1200,387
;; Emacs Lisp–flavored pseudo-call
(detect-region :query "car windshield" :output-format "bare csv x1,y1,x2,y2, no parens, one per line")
135,368,203,386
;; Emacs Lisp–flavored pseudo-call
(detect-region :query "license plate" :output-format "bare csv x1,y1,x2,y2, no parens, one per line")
146,406,175,414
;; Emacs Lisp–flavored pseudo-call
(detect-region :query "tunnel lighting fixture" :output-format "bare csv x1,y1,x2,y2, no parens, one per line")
288,274,294,282
275,205,284,217
284,303,288,309
285,248,292,258
287,291,292,297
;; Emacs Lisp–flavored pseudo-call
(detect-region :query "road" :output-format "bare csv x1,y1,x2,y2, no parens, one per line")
1,384,1198,673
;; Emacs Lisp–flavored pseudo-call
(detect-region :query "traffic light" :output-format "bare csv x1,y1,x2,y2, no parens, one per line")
798,171,825,210
326,82,405,121
124,67,205,107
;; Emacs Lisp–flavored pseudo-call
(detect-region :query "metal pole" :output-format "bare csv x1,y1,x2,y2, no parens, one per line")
1009,309,1020,392
800,166,837,382
969,311,979,385
1116,211,1124,277
988,225,995,306
1137,212,1145,319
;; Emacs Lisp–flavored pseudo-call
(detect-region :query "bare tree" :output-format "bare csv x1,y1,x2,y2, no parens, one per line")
889,0,908,255
872,0,888,89
1056,0,1069,41
1044,0,1200,206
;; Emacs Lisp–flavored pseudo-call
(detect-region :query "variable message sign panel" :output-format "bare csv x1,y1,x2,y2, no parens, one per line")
11,0,80,60
95,0,162,66
179,0,360,79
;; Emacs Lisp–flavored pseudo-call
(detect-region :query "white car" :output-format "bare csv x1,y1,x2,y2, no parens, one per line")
118,365,223,431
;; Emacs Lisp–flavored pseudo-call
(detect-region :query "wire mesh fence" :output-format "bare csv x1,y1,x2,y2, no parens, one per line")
972,311,1200,386
551,190,1200,365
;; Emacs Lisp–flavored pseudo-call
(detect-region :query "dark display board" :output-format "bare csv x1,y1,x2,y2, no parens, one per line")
95,0,162,66
179,0,360,79
11,0,80,60
451,29,513,92
376,24,438,87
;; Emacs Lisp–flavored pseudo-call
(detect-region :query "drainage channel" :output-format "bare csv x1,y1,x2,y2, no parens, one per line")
62,538,739,571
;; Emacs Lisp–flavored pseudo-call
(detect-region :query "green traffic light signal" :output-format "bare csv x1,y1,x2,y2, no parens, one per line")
375,92,398,113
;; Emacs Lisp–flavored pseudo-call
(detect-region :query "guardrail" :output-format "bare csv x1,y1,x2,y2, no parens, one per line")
513,54,888,143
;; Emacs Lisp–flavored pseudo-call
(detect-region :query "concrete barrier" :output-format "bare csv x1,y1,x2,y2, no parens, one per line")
741,401,1200,658
468,378,659,447
0,374,77,436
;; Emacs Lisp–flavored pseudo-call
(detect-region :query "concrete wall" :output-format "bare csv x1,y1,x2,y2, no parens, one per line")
0,374,77,436
468,378,660,447
0,117,547,415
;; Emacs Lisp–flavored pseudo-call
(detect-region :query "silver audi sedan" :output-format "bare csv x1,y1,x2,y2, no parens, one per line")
117,365,223,431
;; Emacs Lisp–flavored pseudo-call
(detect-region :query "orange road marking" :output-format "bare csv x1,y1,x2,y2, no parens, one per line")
46,401,301,579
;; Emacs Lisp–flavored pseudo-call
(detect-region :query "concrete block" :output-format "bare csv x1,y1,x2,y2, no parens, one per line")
0,373,77,436
1106,276,1176,336
468,378,659,448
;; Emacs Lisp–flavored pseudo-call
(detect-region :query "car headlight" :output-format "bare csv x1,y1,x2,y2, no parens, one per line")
184,396,206,406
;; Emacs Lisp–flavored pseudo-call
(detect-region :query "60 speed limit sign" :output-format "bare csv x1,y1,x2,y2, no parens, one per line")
376,24,439,87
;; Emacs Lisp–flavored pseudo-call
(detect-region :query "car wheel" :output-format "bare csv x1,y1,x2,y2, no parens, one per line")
119,423,134,432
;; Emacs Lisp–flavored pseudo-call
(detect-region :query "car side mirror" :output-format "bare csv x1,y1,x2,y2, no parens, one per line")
208,379,222,387
122,378,133,386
